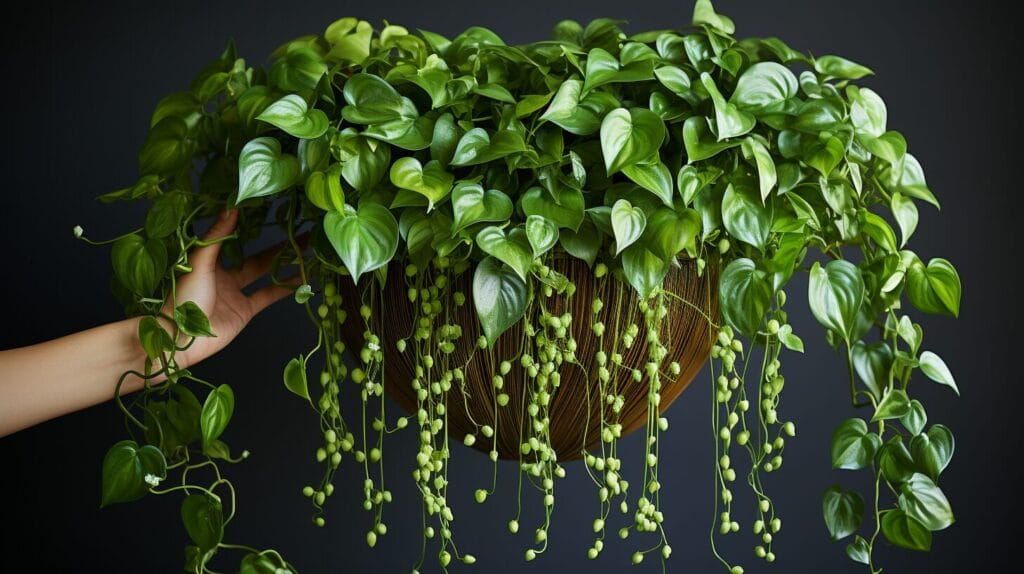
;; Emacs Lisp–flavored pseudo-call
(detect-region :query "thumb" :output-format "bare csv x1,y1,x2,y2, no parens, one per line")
191,209,238,273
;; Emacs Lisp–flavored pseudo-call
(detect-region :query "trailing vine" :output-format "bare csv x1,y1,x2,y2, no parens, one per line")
83,1,961,572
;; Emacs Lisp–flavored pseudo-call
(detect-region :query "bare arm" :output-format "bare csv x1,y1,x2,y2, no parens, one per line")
0,210,299,437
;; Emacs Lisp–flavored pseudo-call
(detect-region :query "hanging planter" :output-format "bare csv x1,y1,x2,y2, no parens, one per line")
83,1,962,573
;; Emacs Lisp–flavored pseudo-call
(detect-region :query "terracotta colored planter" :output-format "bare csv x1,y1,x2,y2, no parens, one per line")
340,257,717,460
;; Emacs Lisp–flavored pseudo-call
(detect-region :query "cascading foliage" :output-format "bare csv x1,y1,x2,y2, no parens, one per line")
87,1,961,572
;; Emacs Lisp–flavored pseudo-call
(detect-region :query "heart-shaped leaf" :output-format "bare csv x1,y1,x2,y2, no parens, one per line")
815,55,873,80
304,164,346,212
611,199,647,255
181,493,224,552
722,181,772,251
851,340,893,400
256,94,329,139
237,137,300,204
692,0,735,34
100,440,167,507
622,159,674,207
473,256,528,346
683,116,741,162
830,418,881,470
879,436,916,484
873,388,911,421
910,424,954,481
701,73,755,140
643,207,701,260
323,203,399,282
559,219,600,267
808,260,864,341
200,384,234,448
719,258,772,337
540,79,619,135
341,73,418,124
174,301,215,338
324,17,373,64
139,117,194,177
622,241,670,299
730,62,798,115
848,86,887,140
520,186,585,231
451,182,513,233
600,107,666,175
879,154,939,208
881,509,931,551
283,355,310,402
111,235,168,296
389,157,454,209
901,399,928,436
822,485,863,541
907,257,961,318
918,351,958,395
525,215,559,257
476,226,533,281
582,47,655,93
450,128,527,166
898,473,954,531
332,129,391,193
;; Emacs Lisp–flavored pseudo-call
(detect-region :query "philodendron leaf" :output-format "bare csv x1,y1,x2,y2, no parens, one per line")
333,129,390,193
599,107,666,174
882,509,932,551
520,186,585,231
622,242,670,300
621,159,674,207
730,62,798,115
741,137,777,201
822,485,864,541
525,215,559,257
701,73,755,140
112,235,167,296
907,257,961,318
611,199,647,255
540,79,616,135
873,388,911,421
473,256,528,346
389,157,454,209
323,203,399,282
722,181,772,251
815,55,874,80
342,73,418,124
256,94,330,139
851,340,893,400
910,424,954,481
848,86,887,140
139,117,194,177
200,384,234,447
683,116,742,161
918,351,959,395
451,182,513,233
846,535,871,565
692,0,735,34
450,128,527,166
174,301,215,338
899,473,954,531
100,440,167,507
181,493,224,553
476,226,533,281
283,355,310,401
808,260,864,341
643,207,701,260
901,399,928,436
719,258,772,337
830,418,881,470
891,192,918,248
237,137,300,204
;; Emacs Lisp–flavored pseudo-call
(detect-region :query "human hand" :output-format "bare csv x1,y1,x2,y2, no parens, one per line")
166,209,302,368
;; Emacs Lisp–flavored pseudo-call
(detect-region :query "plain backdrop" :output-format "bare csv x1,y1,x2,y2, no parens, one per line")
0,0,1015,572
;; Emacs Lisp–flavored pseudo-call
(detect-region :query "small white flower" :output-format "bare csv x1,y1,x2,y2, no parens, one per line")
144,473,162,486
367,342,381,352
72,225,84,238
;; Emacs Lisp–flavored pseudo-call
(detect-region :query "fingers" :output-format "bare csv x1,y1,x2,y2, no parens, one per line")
191,210,238,273
248,274,304,315
235,233,310,287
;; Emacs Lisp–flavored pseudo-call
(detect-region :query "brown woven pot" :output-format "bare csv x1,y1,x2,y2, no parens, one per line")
339,257,717,461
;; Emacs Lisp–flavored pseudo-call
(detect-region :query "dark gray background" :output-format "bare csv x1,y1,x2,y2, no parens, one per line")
0,0,1014,572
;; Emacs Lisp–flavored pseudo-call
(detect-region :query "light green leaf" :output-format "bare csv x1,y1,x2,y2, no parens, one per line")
643,207,701,260
473,256,528,345
653,66,692,98
200,384,234,447
907,257,961,317
389,157,454,209
683,116,741,162
283,356,310,401
722,181,772,250
804,135,845,177
341,73,418,124
520,186,585,231
815,55,873,79
622,159,674,207
559,219,600,267
174,301,215,338
846,536,871,565
692,0,735,34
332,129,391,193
451,182,513,233
901,400,928,436
256,94,329,139
899,473,954,531
611,199,647,255
891,192,918,248
873,388,911,421
237,137,300,204
731,62,798,115
540,79,617,135
881,509,931,551
848,86,887,140
808,260,864,340
822,486,864,541
830,418,881,470
622,242,670,299
718,258,772,337
525,215,559,257
323,203,399,282
880,154,939,208
742,137,777,201
476,226,533,281
599,107,666,174
324,18,373,64
918,351,959,395
450,128,527,166
701,73,755,140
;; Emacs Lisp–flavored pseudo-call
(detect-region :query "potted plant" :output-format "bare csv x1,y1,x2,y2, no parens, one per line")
84,1,961,572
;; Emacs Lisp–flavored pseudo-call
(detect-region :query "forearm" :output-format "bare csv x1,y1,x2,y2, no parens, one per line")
0,317,167,437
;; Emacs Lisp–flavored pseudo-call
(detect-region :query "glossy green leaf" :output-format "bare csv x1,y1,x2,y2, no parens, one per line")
473,256,528,345
719,258,772,337
808,260,864,340
851,340,892,400
879,154,939,208
540,79,617,135
911,424,954,482
200,384,234,447
611,199,647,255
237,137,300,204
269,47,326,92
846,535,871,565
822,485,863,541
138,317,174,360
559,219,600,266
476,226,533,281
622,242,670,299
112,235,168,296
143,385,201,456
520,186,585,231
144,193,188,239
325,18,373,64
283,355,310,401
389,157,454,208
882,509,931,551
830,418,880,470
139,117,194,176
901,399,928,436
815,55,873,79
731,62,798,115
174,301,215,338
692,0,735,34
683,116,741,161
450,128,527,166
804,135,845,177
599,107,666,174
305,165,346,212
342,73,418,124
324,203,399,282
848,86,886,140
742,137,777,201
899,473,954,531
879,437,916,484
918,351,958,395
722,182,772,250
907,258,961,317
525,215,559,257
181,493,224,552
622,160,674,207
643,207,701,260
701,73,755,140
451,182,513,233
100,440,166,507
873,388,911,421
256,94,329,139
891,193,918,248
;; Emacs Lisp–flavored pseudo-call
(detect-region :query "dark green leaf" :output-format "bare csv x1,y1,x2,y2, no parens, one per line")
622,242,670,299
473,256,528,345
112,235,168,296
898,473,954,531
200,384,234,447
881,509,931,551
830,418,881,470
822,485,863,541
145,193,189,239
451,182,513,233
559,219,600,267
174,302,215,338
845,535,871,565
100,440,166,507
181,493,224,552
851,340,892,400
808,260,864,340
139,117,194,177
878,436,916,485
138,316,175,359
719,258,772,337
